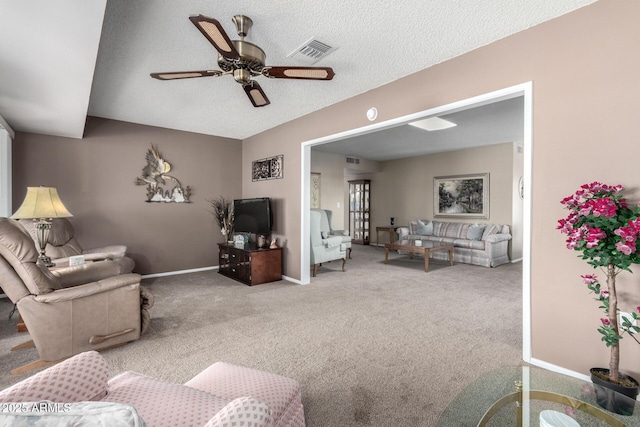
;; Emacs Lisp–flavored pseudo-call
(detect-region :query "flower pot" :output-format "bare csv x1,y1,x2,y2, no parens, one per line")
590,368,639,416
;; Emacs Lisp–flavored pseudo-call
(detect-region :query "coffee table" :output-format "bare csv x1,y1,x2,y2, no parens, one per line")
384,239,453,272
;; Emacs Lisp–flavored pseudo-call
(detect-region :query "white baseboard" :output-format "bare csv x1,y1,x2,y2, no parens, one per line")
141,266,217,279
511,257,523,263
142,266,301,285
529,357,640,401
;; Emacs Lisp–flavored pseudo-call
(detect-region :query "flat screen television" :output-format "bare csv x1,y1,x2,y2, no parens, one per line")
233,197,271,235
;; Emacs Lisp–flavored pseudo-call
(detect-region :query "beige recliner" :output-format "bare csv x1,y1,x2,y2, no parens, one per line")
0,218,149,374
18,217,132,267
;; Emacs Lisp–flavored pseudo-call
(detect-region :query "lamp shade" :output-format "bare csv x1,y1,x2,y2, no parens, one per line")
10,187,73,219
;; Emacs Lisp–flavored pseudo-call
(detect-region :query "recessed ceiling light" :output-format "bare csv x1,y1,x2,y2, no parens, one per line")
409,117,457,131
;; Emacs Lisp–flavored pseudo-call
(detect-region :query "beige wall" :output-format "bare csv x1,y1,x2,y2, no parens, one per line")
310,151,348,229
371,143,515,252
310,151,381,230
243,0,640,378
12,117,242,275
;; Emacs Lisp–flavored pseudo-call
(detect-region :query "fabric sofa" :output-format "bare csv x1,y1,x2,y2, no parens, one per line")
0,350,305,427
397,220,512,267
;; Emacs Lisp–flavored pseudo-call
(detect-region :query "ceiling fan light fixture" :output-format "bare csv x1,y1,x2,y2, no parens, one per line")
153,14,335,107
409,117,457,131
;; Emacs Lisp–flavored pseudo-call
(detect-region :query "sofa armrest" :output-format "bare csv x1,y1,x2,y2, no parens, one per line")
0,351,109,403
397,227,409,240
485,233,512,243
330,230,349,237
33,274,141,303
204,397,275,427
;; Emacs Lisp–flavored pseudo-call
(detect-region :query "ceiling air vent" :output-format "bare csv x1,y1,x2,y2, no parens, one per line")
288,38,337,64
346,156,360,165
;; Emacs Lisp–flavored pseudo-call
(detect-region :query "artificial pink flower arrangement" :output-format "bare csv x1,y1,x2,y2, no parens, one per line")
558,182,640,385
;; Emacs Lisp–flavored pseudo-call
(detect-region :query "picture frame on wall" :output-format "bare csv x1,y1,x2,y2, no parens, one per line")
433,173,489,219
252,154,284,181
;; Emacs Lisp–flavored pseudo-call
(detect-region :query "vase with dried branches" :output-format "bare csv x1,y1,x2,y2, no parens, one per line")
208,196,234,242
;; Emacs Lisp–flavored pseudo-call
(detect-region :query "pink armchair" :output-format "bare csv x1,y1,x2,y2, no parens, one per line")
0,351,305,427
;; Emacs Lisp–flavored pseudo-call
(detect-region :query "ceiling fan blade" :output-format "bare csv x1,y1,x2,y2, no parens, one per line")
243,81,270,107
189,14,240,60
263,66,335,80
150,70,223,80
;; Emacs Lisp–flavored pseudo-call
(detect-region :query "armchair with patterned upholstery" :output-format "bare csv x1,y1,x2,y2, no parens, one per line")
0,218,150,374
0,350,305,427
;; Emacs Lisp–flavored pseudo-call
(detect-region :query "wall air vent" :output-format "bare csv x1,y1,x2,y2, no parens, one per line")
346,156,360,165
288,38,337,64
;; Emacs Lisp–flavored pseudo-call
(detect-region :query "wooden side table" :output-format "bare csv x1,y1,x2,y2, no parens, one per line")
376,226,401,247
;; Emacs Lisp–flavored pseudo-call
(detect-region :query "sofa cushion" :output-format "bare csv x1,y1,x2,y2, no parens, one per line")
432,221,470,239
416,220,433,236
453,239,486,250
467,224,485,241
105,371,228,427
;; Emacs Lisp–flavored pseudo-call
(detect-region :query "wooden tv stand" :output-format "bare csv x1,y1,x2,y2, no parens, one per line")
217,243,282,286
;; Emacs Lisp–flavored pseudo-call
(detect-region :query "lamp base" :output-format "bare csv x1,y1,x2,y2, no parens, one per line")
34,219,53,268
38,254,54,268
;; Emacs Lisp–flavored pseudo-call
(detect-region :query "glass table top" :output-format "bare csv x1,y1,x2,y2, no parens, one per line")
437,365,639,427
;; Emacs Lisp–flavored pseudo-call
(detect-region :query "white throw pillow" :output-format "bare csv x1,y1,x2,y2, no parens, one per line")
416,220,433,236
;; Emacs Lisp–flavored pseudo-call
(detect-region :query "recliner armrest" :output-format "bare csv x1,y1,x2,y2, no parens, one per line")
52,258,136,287
84,245,127,259
33,274,141,303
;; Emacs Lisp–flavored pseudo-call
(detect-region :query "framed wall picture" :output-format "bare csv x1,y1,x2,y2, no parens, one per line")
433,173,489,219
252,154,284,181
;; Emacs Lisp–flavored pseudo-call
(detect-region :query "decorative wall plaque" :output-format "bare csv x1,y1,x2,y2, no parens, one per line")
135,144,192,203
252,154,283,181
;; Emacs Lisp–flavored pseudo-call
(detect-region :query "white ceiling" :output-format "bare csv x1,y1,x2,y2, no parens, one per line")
314,96,524,161
0,0,595,141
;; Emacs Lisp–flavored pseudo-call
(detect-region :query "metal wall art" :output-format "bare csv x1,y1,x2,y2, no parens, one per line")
135,144,192,203
252,154,283,181
434,173,489,219
310,173,321,208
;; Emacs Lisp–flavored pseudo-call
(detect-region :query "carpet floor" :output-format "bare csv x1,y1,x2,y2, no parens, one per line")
1,245,525,426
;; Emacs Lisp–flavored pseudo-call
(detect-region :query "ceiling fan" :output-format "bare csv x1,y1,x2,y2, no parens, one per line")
150,14,335,107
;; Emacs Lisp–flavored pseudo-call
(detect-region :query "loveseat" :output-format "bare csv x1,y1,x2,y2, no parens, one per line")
397,220,512,267
0,350,305,427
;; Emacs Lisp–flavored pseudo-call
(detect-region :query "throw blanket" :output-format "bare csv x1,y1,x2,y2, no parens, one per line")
0,401,148,427
324,236,343,248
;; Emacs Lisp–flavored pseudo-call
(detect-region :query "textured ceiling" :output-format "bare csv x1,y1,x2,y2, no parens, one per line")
0,0,596,140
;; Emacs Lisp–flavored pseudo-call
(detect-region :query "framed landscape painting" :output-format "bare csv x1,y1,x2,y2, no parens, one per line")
433,173,489,219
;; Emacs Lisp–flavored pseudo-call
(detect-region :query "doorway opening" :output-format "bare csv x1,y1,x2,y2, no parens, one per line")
300,82,533,362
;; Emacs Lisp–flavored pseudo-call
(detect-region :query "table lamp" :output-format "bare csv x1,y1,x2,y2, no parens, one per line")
10,186,73,267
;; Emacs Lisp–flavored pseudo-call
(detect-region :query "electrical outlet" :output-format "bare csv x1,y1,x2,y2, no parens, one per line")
620,312,637,328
